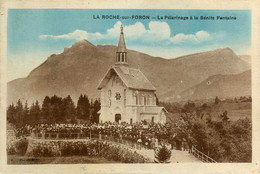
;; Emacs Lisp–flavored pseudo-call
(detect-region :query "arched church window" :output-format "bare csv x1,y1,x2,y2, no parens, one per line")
133,95,138,105
108,90,111,97
108,99,111,107
122,53,125,62
148,95,151,105
114,76,119,86
133,91,139,105
143,96,147,105
124,89,126,105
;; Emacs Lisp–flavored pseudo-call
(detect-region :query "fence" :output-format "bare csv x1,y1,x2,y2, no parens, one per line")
32,132,146,150
191,146,217,163
32,132,89,139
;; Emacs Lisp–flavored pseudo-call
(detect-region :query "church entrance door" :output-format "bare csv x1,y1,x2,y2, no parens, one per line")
115,114,121,123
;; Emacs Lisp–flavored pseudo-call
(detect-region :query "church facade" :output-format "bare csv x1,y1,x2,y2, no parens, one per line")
97,25,167,124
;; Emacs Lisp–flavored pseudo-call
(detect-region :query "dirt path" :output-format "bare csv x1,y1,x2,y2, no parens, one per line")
138,149,202,163
170,150,202,163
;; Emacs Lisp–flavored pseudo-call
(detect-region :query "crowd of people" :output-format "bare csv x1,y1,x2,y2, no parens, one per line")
13,121,191,151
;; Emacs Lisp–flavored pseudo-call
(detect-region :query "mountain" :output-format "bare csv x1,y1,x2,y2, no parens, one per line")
7,40,251,104
175,70,251,101
239,55,251,66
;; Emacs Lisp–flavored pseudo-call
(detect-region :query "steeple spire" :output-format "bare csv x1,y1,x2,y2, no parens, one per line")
121,24,123,33
116,24,128,65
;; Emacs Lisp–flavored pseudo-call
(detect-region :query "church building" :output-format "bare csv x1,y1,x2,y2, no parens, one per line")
97,25,167,124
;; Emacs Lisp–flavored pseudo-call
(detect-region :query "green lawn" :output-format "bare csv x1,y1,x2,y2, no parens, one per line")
8,155,119,164
166,102,251,123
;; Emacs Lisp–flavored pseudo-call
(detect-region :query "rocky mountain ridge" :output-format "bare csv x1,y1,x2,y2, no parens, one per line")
7,40,251,104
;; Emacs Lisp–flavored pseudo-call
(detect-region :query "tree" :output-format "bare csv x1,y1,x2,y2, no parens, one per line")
76,94,91,121
91,99,101,123
154,145,171,163
7,103,16,124
76,94,83,119
29,100,41,125
23,101,30,125
164,99,251,162
15,99,24,127
42,96,51,123
62,95,76,122
215,96,220,105
34,100,41,123
50,95,63,123
182,102,196,113
220,110,229,123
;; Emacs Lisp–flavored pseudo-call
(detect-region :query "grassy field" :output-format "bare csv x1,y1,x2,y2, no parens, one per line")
166,102,251,122
7,155,119,164
212,102,251,111
207,102,251,121
211,109,251,121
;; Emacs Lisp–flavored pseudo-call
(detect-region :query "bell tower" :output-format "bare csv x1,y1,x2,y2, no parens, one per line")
115,25,128,65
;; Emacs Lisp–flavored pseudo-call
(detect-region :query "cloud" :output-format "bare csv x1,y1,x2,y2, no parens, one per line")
145,21,171,41
39,21,211,45
124,22,146,39
39,30,103,41
90,21,170,42
196,30,211,41
170,30,211,44
39,30,88,40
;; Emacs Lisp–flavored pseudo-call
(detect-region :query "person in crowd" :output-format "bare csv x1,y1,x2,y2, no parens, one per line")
13,121,187,151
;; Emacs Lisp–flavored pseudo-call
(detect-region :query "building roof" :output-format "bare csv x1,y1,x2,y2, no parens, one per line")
140,106,168,114
97,65,156,91
117,25,127,52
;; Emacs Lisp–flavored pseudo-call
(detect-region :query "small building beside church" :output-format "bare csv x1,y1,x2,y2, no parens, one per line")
97,25,167,124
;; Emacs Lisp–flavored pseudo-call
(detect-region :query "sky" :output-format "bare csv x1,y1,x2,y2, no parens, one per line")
7,9,251,81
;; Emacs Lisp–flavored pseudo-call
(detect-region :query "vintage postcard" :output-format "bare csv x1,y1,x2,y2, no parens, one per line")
0,0,260,174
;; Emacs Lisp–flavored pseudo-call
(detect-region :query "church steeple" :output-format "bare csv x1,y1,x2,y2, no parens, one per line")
116,25,128,65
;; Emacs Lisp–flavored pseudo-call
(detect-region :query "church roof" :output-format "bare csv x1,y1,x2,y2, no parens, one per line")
97,65,156,91
117,25,127,52
140,106,168,114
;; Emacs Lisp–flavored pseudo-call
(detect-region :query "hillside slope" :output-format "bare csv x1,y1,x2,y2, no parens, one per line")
7,40,250,104
174,70,251,101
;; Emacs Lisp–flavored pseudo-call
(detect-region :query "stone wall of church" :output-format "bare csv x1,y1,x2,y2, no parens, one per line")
160,110,166,124
131,90,156,106
100,74,134,123
99,73,165,124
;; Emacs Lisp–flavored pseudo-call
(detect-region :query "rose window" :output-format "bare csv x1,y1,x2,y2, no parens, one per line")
115,92,121,100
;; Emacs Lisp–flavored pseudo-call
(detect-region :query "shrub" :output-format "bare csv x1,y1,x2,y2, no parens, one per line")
32,145,42,157
7,142,16,155
154,145,171,163
29,140,151,163
42,146,55,157
14,138,29,156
